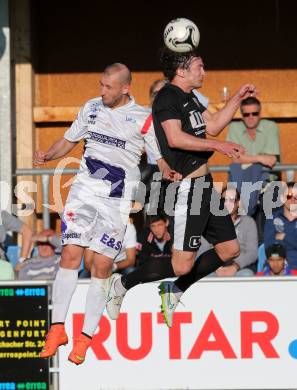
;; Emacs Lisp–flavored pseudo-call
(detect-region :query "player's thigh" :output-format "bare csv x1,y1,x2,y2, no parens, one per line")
61,184,99,247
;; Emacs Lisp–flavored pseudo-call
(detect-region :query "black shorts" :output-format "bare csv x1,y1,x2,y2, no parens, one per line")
171,174,237,252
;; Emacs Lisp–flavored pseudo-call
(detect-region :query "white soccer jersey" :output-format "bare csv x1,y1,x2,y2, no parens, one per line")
64,96,161,198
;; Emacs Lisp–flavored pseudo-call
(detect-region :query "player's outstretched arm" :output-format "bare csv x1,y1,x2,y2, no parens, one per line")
161,118,245,159
203,84,258,137
33,138,78,166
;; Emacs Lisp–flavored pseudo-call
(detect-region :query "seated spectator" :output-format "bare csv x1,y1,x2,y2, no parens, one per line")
79,217,137,278
17,229,61,280
138,214,172,266
257,243,297,276
202,186,258,276
0,258,15,280
0,209,33,268
226,97,280,240
264,181,297,270
149,79,168,106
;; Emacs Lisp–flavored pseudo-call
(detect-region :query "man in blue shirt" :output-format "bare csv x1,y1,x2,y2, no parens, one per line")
264,182,297,269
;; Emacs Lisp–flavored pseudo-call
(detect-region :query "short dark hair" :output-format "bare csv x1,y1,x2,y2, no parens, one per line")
159,46,202,81
146,214,168,226
287,181,296,191
265,243,286,259
240,97,261,113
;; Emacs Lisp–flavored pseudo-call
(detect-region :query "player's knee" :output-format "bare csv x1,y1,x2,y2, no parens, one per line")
61,247,81,269
92,263,112,278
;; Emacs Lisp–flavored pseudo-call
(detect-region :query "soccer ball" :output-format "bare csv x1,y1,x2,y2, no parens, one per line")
164,18,200,53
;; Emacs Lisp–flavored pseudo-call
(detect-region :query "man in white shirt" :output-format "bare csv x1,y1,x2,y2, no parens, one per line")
34,63,178,365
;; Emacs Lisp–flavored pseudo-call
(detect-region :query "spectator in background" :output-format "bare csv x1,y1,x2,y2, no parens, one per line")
264,182,297,270
226,97,280,239
199,186,258,277
80,217,137,278
137,214,173,266
0,209,33,270
17,229,61,280
0,258,15,280
257,243,297,276
149,79,168,106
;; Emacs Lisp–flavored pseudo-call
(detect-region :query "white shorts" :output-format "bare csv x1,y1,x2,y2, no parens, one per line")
61,180,131,259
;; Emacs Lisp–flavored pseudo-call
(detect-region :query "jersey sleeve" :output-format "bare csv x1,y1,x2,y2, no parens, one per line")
64,103,89,142
153,88,182,122
1,210,23,233
141,114,162,161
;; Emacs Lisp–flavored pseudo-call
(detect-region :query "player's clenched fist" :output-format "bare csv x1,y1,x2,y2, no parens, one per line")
33,150,48,166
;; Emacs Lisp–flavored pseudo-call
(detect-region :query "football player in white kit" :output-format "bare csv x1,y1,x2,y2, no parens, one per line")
34,63,179,364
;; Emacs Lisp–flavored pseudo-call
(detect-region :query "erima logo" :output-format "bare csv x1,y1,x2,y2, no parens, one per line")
189,235,201,249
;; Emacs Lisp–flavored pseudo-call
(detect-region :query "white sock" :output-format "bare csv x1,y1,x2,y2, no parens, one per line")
82,277,108,337
52,267,78,323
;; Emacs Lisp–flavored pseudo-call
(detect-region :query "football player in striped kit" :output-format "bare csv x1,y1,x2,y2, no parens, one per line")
106,49,258,327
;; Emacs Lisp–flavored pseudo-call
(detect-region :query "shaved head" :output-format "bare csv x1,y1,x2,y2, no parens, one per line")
100,63,132,108
103,63,132,86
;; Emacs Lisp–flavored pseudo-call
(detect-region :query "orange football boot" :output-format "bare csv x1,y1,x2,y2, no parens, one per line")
68,334,92,365
40,324,68,358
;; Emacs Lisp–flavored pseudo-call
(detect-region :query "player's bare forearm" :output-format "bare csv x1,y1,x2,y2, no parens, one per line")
45,138,77,160
162,119,220,152
162,119,244,159
34,138,77,165
204,98,241,136
204,84,258,136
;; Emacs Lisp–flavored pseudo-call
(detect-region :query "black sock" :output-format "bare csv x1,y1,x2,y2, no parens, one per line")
174,249,224,292
122,258,176,290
